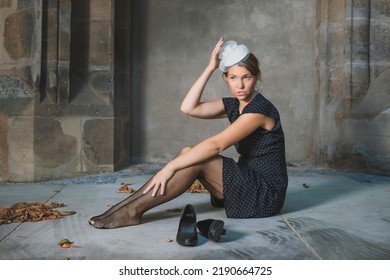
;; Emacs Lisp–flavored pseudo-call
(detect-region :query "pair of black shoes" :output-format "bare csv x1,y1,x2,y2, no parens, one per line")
176,204,226,246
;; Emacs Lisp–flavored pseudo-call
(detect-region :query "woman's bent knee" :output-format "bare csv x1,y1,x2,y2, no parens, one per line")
179,146,192,155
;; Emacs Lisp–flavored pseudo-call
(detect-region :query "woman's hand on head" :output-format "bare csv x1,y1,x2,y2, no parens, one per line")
208,37,224,70
142,166,175,197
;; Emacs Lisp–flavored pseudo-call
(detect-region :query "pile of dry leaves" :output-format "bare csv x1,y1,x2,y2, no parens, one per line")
0,202,75,225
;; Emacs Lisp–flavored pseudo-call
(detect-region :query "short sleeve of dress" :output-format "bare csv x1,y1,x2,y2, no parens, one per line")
242,94,278,119
222,97,239,122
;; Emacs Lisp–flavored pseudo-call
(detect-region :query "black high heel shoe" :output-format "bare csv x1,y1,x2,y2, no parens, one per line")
210,195,225,208
197,219,226,242
176,204,197,246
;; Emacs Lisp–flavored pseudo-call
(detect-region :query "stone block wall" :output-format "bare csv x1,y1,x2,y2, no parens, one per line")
316,0,390,175
0,0,37,181
0,0,132,182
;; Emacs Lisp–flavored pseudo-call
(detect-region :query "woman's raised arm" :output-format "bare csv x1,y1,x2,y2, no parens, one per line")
180,38,226,119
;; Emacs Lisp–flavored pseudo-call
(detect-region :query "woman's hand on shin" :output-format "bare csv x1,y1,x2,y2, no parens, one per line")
143,166,175,197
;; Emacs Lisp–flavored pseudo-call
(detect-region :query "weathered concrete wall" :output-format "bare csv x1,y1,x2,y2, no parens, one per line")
131,0,318,164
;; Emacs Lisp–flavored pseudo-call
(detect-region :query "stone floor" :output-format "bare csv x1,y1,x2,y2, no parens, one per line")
0,164,390,260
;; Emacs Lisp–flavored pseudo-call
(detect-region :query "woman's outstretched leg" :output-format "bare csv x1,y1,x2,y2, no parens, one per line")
88,178,153,224
88,147,191,225
89,155,224,229
89,147,195,224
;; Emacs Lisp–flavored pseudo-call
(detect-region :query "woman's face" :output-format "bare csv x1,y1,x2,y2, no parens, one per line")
225,65,258,102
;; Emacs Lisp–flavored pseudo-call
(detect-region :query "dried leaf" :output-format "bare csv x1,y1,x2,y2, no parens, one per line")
60,211,77,216
118,184,136,193
58,239,80,248
58,239,73,246
165,237,173,243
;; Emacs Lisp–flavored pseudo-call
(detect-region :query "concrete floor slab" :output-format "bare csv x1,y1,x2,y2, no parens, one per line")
1,167,389,260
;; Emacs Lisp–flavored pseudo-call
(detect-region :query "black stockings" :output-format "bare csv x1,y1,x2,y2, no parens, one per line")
89,155,223,229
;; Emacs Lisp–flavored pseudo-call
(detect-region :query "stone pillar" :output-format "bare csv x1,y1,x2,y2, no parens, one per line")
113,0,132,169
39,0,71,104
370,0,390,80
347,0,371,108
315,0,350,163
33,0,132,181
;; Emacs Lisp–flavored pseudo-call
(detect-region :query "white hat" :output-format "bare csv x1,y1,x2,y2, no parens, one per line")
219,40,250,72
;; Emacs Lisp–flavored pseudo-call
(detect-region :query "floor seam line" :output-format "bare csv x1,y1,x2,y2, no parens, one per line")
280,214,323,260
0,223,23,245
45,184,67,203
1,184,68,245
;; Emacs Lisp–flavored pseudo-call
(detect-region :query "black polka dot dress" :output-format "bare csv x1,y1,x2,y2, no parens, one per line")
221,93,288,218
